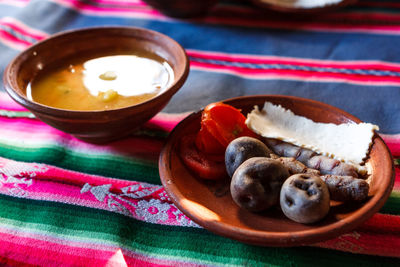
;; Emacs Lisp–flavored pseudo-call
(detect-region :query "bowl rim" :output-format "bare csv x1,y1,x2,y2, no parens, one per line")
3,26,190,119
159,94,395,246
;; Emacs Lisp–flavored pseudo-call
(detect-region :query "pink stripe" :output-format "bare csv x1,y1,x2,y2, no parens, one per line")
0,17,49,41
187,49,400,71
0,92,186,130
190,61,400,86
92,0,146,5
381,134,400,157
0,156,195,227
0,29,31,50
146,112,189,132
0,121,163,159
0,230,194,266
50,0,164,18
0,93,30,112
0,234,144,266
0,177,187,227
191,60,400,81
0,113,185,158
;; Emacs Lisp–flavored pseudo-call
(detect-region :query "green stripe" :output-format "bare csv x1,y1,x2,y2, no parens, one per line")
0,109,35,118
380,191,400,215
346,6,400,14
0,144,161,184
0,195,399,266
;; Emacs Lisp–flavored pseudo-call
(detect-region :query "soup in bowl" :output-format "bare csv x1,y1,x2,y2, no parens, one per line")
4,27,189,143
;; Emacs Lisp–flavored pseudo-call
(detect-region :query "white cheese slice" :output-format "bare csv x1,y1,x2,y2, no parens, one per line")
245,102,379,166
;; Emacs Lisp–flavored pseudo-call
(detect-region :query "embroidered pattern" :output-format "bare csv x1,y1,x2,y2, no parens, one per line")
0,160,47,197
334,231,364,253
81,182,199,227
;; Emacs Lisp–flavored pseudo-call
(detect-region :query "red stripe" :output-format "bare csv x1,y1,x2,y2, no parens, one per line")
318,213,400,257
323,11,400,23
394,168,400,189
0,256,43,267
358,1,400,9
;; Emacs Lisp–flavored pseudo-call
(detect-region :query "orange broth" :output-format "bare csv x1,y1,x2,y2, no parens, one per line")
27,52,174,111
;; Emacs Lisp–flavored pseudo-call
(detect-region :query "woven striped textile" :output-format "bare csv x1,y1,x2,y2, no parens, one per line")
1,0,400,266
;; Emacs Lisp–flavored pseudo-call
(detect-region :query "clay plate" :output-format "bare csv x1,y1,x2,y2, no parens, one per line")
159,95,394,246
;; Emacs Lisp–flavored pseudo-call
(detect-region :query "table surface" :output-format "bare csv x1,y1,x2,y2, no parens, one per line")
0,0,400,266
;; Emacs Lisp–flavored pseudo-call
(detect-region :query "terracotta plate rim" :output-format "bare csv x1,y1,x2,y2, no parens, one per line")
159,95,395,246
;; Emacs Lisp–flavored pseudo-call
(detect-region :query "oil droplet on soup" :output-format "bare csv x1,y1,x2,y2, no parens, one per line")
27,53,174,110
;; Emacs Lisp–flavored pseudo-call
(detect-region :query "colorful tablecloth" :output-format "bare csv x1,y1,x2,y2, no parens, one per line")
1,0,400,266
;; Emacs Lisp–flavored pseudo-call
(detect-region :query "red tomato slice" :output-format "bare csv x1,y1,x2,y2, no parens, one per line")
180,134,227,180
200,102,257,148
195,126,225,154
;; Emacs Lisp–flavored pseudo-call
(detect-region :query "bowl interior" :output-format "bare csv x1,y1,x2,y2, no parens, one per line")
5,27,188,113
159,95,394,246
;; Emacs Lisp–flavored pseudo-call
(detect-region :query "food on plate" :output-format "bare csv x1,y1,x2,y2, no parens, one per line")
270,154,320,176
280,174,330,224
246,101,378,166
196,102,257,154
271,154,369,202
179,102,256,179
27,53,174,110
179,134,226,180
320,175,369,202
265,139,360,177
178,100,376,224
225,137,272,177
230,157,289,212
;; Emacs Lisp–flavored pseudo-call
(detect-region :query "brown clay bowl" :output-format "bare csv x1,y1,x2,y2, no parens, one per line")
3,26,189,143
159,95,394,246
250,0,358,14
